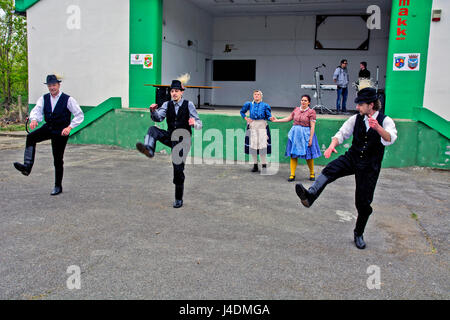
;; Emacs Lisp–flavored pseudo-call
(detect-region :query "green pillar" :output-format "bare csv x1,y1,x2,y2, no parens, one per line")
385,0,433,119
129,0,162,108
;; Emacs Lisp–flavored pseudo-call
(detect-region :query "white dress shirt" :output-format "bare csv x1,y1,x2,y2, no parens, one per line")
30,91,84,129
333,111,398,146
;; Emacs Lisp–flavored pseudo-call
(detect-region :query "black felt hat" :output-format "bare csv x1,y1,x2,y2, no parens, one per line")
44,74,61,84
169,80,185,91
354,87,377,104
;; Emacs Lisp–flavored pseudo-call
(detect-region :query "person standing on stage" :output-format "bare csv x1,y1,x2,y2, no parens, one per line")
271,95,321,181
13,74,84,195
333,59,349,113
135,75,202,208
358,61,371,80
240,90,273,174
294,87,397,250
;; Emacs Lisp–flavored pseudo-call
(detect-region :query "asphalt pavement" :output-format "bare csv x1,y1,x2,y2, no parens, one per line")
0,133,448,299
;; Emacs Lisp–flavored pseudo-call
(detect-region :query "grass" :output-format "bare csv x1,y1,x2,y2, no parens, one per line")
0,123,26,131
410,212,437,254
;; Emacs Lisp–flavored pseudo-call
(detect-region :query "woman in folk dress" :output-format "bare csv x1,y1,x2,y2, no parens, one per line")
272,94,321,181
240,90,273,173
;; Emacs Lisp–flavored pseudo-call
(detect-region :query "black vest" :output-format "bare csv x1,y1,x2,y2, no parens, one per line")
43,93,71,134
349,112,386,168
166,100,192,136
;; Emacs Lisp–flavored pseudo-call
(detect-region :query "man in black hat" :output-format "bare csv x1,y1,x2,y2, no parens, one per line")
136,79,202,208
13,74,84,195
295,87,397,249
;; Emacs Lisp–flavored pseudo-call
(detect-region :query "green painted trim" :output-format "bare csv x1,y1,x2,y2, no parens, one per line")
70,97,121,135
129,0,163,108
412,107,450,140
15,0,40,12
385,0,433,120
416,122,450,169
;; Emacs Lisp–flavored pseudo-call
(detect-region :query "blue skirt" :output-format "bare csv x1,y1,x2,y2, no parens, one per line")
285,125,322,159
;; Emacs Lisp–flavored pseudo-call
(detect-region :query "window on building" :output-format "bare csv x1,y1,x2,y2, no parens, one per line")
213,60,256,81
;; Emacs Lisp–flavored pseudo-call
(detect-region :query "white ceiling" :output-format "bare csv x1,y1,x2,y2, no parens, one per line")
188,0,392,17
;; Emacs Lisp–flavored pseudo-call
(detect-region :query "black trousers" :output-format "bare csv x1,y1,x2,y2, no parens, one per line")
26,125,69,187
322,152,381,236
147,126,191,186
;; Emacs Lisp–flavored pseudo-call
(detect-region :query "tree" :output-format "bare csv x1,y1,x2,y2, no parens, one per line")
0,0,27,112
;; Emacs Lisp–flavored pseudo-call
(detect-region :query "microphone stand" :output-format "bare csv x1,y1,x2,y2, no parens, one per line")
311,64,333,114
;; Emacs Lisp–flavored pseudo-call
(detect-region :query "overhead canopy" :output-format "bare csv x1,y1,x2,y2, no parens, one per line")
189,0,391,16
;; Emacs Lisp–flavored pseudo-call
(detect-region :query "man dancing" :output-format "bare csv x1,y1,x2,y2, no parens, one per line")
13,74,84,195
136,76,202,208
295,87,397,249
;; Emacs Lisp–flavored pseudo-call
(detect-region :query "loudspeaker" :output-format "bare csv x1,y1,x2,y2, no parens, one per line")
156,87,171,107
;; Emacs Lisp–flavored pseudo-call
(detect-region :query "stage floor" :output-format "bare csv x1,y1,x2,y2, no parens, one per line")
1,138,448,299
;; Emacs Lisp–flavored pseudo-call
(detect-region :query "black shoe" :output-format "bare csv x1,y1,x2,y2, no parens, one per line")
295,183,311,208
354,232,366,249
287,175,295,182
261,164,267,174
173,199,183,208
173,185,184,208
251,164,258,172
13,162,31,176
295,174,329,208
51,186,63,196
136,142,154,158
309,175,315,181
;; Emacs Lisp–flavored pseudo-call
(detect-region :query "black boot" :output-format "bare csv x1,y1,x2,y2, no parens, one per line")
52,166,63,196
136,135,155,158
51,186,63,196
295,174,329,208
173,184,184,208
13,146,35,176
354,231,366,249
251,163,258,172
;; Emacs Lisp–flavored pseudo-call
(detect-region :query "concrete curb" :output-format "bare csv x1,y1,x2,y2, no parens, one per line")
0,131,27,137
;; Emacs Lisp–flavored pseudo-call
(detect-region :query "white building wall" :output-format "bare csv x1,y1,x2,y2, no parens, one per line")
162,0,214,104
212,15,390,109
27,0,129,107
423,0,450,121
